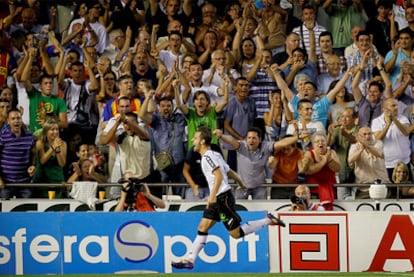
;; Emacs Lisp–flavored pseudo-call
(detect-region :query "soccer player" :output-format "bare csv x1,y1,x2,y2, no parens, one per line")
171,126,285,270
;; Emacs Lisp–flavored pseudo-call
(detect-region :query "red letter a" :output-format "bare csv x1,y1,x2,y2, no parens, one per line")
366,215,414,272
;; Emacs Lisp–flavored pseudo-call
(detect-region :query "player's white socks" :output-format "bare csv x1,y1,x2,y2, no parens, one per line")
188,232,208,262
241,218,270,235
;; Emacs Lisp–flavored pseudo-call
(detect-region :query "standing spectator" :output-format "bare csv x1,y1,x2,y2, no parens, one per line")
366,0,398,57
203,49,240,92
268,135,304,199
372,97,411,179
272,32,301,71
247,49,278,128
344,25,363,60
300,132,340,210
222,77,257,171
401,4,414,37
263,89,292,142
139,91,187,196
346,31,380,84
327,79,356,124
33,119,67,198
384,29,413,85
147,0,192,37
323,0,368,56
99,96,132,193
327,108,359,199
316,54,350,95
214,127,298,200
156,20,196,54
0,98,10,130
316,32,347,75
351,51,392,127
273,64,353,127
175,80,229,149
0,109,36,198
110,112,161,196
58,59,100,144
348,126,390,199
292,5,327,57
67,1,109,55
21,51,68,133
282,47,317,89
286,99,326,151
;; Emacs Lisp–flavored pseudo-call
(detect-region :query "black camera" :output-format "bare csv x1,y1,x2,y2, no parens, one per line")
118,178,144,208
291,195,307,205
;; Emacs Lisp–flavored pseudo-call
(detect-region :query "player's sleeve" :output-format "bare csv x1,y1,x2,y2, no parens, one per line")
204,154,219,173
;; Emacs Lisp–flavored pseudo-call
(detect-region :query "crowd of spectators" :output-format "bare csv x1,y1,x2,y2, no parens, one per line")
0,0,414,209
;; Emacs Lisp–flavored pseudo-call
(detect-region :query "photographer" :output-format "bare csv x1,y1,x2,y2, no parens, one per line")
114,178,165,212
291,184,325,211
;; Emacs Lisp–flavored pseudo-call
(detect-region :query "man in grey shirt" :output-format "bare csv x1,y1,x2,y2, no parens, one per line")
213,127,298,199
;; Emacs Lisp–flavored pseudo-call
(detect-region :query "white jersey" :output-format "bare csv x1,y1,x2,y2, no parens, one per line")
201,149,231,196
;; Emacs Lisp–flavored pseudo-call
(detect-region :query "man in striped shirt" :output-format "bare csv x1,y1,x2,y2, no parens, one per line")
0,109,36,198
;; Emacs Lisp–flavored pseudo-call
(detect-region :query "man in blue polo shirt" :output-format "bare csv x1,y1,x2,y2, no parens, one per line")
0,109,36,198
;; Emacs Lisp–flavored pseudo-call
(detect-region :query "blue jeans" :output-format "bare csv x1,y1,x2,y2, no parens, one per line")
234,187,267,199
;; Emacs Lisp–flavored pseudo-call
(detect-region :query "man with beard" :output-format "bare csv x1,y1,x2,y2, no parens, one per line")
171,126,285,270
139,91,186,196
0,109,36,198
58,59,99,144
130,51,158,87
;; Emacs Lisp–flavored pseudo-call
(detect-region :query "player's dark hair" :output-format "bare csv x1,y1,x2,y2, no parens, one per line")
198,126,212,146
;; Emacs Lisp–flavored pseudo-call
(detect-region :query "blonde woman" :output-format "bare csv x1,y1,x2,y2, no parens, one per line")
392,162,414,198
33,120,67,197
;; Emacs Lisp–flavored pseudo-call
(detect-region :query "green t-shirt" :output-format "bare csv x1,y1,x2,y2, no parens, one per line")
27,87,67,133
186,107,218,149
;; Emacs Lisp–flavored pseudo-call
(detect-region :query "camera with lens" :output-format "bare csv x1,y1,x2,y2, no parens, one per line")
119,178,144,208
290,195,308,211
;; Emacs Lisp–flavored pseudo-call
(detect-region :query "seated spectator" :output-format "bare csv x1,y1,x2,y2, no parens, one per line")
392,161,412,198
291,184,325,211
300,132,340,210
67,158,106,184
0,109,36,199
32,119,67,198
348,126,391,199
114,181,166,212
268,135,303,199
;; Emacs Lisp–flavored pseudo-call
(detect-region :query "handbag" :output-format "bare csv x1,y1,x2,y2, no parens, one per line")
155,151,174,171
154,122,175,171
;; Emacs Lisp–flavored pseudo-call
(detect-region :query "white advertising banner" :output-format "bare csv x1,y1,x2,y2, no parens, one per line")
270,212,414,273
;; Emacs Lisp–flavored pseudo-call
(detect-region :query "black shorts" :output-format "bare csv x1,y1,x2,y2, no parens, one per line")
203,190,241,231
